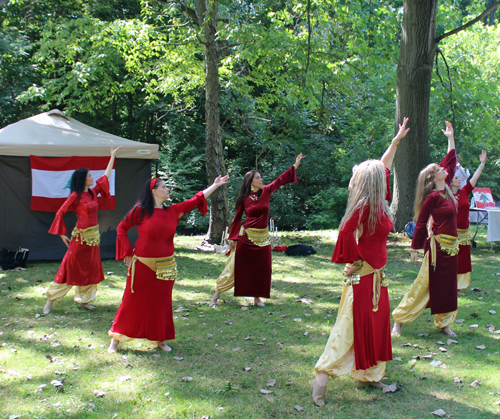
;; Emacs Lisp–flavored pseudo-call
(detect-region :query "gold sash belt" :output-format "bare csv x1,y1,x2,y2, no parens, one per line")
127,254,177,293
244,227,271,247
71,224,100,246
457,228,473,246
430,234,459,271
344,262,387,312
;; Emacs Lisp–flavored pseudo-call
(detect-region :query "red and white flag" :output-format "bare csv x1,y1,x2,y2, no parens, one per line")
30,156,115,212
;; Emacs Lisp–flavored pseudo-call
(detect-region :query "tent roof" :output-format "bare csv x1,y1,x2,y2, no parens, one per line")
0,109,158,159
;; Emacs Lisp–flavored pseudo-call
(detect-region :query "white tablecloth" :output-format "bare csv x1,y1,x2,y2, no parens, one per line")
469,208,500,242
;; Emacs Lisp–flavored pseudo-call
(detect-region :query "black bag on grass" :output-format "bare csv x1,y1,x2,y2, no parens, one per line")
0,247,30,270
285,244,316,256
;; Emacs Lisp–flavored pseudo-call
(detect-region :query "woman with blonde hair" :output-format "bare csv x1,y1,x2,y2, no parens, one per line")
392,121,458,337
311,118,409,407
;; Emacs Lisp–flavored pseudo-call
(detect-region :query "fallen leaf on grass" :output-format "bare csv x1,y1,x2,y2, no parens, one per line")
439,347,447,353
447,339,458,345
241,307,249,311
400,342,412,347
394,357,403,362
476,345,486,350
267,379,276,387
51,340,61,347
382,383,398,393
430,360,442,367
207,334,213,339
431,409,446,417
418,333,429,337
243,367,251,372
296,298,313,304
94,389,105,397
263,395,274,403
495,401,500,406
436,341,445,345
119,375,131,382
50,380,63,387
422,354,433,359
54,370,66,375
224,320,232,325
304,331,309,337
453,377,462,383
489,310,497,315
173,307,189,313
471,287,481,291
294,404,305,412
470,379,481,388
244,335,251,340
285,382,294,386
173,356,184,361
181,376,193,382
260,389,273,394
37,384,46,390
455,319,465,324
232,347,241,352
293,318,302,322
469,324,479,332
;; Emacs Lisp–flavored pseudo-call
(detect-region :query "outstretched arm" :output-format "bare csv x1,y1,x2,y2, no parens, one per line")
104,147,122,179
380,117,410,169
293,153,305,170
469,150,487,188
203,175,230,198
442,121,455,153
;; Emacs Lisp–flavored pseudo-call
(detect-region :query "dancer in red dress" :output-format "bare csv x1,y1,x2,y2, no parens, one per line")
392,121,459,337
209,153,304,308
451,150,487,292
43,147,121,315
108,175,229,353
311,119,410,407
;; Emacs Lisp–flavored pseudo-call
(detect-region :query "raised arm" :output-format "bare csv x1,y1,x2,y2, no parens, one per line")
203,175,229,198
469,150,487,188
442,121,455,153
104,147,122,179
380,117,410,169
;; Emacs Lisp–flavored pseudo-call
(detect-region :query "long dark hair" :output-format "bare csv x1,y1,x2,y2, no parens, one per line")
131,178,163,222
235,170,260,209
71,168,94,199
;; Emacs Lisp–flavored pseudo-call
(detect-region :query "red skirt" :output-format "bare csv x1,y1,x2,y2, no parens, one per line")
234,235,272,298
352,274,392,370
109,260,176,341
54,240,105,286
457,244,472,274
426,242,458,314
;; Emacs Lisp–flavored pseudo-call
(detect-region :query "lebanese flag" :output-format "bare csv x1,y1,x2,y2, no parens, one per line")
30,156,116,212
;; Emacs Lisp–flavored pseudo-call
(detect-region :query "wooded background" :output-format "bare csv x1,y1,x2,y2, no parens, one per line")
1,0,499,241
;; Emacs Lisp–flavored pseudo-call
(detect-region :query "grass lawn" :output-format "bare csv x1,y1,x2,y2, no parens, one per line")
0,228,499,418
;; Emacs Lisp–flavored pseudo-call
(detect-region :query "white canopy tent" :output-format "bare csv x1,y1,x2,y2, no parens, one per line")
0,110,159,260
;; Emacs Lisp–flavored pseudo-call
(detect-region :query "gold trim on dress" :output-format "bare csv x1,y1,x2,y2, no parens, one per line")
71,224,100,246
344,261,387,312
430,234,459,271
245,227,271,247
457,228,473,246
127,254,177,293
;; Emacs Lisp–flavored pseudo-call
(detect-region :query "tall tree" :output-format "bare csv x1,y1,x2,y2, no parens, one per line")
391,0,500,230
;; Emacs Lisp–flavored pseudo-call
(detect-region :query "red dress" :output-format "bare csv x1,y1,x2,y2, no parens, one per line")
109,192,207,342
455,182,474,275
48,176,110,286
228,166,298,298
411,149,457,314
331,201,393,369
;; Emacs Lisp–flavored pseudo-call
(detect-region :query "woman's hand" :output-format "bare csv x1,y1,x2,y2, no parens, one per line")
479,149,487,165
213,175,229,187
410,250,418,264
343,263,361,276
442,121,454,138
294,153,305,169
60,235,70,248
111,146,122,156
392,117,410,145
124,256,133,267
228,239,236,251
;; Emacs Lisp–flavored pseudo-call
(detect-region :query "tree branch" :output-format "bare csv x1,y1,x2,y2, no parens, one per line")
305,0,312,74
436,1,500,43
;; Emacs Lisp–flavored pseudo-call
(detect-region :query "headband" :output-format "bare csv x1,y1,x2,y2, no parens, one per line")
150,178,159,191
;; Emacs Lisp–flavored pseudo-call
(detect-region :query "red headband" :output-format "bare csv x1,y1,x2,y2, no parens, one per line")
150,178,159,191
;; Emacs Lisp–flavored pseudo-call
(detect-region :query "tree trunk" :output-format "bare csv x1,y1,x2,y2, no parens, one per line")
196,0,229,243
391,0,438,231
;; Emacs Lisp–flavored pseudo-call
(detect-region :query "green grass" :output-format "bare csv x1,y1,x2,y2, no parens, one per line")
1,228,499,418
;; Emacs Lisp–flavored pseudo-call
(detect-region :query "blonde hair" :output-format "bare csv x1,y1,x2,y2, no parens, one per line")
340,160,390,235
413,163,457,221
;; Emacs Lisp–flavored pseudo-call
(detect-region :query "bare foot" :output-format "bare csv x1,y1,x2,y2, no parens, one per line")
254,298,265,307
209,291,220,308
391,321,401,337
108,338,119,354
440,326,457,337
43,299,53,315
311,373,328,407
157,341,172,352
78,303,96,310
